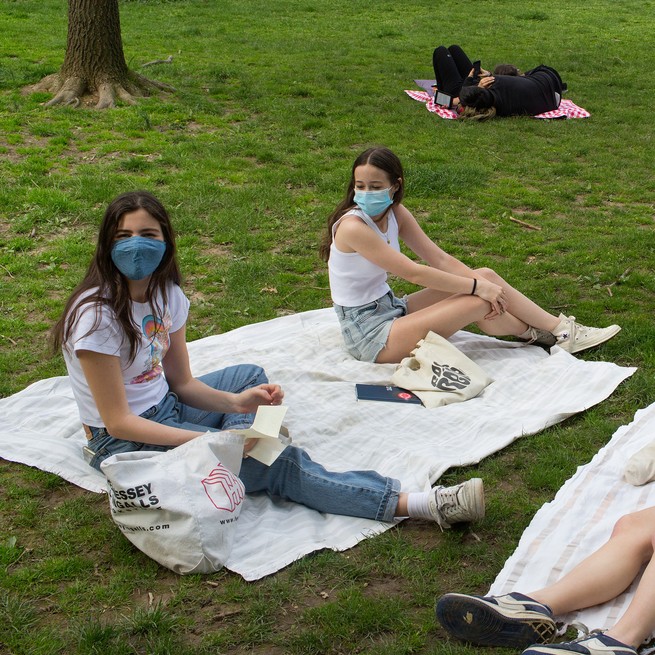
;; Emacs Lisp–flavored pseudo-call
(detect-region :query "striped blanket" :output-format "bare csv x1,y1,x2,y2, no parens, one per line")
0,308,632,580
489,404,655,639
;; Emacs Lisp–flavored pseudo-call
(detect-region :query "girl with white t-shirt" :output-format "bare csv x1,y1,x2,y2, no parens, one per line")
51,191,485,530
320,147,620,364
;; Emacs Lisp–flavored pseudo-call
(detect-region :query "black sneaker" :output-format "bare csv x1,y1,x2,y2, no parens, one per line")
436,591,557,648
522,632,636,655
518,326,557,350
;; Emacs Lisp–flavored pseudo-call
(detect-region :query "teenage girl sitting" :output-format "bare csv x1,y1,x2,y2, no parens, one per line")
320,147,620,364
52,190,485,533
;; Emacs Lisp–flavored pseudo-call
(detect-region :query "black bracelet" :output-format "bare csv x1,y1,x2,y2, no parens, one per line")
470,278,478,295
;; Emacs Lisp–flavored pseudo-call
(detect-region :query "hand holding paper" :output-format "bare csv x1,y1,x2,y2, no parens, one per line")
231,405,289,466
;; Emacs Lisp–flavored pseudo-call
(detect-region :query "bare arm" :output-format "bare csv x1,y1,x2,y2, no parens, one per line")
163,327,284,414
78,349,202,446
335,211,498,298
78,327,283,447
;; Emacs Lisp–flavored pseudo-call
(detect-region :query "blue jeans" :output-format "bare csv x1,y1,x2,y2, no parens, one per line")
87,363,400,522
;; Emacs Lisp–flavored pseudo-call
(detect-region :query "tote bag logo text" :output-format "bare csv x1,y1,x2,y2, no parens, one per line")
431,362,471,391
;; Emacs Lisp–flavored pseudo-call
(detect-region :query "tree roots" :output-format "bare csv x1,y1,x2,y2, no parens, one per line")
28,71,174,109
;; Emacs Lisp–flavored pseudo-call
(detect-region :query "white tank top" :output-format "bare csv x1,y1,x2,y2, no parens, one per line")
328,207,401,307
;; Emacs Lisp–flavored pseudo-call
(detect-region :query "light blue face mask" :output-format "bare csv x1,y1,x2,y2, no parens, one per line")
353,188,393,217
111,236,167,281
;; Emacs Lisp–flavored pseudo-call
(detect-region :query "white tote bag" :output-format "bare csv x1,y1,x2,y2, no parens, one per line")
391,331,493,408
624,440,655,486
100,431,245,574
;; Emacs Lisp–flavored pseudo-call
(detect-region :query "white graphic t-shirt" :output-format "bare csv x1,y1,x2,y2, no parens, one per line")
63,283,190,427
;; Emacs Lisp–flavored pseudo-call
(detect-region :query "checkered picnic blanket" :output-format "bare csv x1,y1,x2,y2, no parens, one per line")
404,89,590,120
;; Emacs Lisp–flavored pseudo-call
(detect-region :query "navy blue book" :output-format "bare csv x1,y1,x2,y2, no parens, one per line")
355,384,422,405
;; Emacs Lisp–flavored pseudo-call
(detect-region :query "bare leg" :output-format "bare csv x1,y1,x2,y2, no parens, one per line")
607,531,655,647
474,267,559,332
377,293,525,363
377,266,562,363
528,508,655,647
407,266,560,335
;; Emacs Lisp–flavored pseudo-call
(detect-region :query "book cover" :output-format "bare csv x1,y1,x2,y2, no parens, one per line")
355,384,422,405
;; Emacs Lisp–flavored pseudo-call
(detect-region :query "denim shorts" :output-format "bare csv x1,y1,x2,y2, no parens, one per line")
334,291,408,362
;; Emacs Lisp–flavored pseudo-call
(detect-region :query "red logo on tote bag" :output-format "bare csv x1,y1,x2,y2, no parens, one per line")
201,464,245,512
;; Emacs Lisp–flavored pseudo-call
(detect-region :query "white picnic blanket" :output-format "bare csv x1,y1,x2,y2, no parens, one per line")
0,308,634,580
490,403,655,638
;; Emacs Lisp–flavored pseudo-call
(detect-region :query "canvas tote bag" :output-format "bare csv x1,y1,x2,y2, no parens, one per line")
100,430,245,574
391,331,493,408
624,440,655,486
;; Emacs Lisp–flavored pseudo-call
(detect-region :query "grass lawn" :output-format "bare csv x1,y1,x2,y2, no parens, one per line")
1,0,654,653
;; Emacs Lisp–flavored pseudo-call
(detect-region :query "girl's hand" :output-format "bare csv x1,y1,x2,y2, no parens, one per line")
474,278,508,318
479,75,495,88
232,383,284,413
243,437,258,454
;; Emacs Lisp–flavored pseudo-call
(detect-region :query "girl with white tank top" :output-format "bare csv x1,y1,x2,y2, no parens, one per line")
319,147,620,363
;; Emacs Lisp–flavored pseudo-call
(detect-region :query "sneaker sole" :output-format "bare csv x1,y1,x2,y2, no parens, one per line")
566,325,621,354
436,593,557,648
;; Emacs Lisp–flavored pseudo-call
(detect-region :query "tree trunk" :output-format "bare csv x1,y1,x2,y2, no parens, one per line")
29,0,172,109
62,0,129,84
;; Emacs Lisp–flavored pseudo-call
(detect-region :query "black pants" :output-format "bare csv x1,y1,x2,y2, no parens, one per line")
432,45,473,97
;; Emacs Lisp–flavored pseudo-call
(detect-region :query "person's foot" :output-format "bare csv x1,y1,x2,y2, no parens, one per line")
521,632,636,655
553,314,621,354
436,592,556,648
428,478,484,528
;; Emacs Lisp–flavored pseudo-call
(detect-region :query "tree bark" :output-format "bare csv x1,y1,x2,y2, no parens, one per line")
28,0,172,109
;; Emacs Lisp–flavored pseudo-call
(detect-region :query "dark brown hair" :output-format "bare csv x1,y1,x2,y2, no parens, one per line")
319,147,404,262
52,191,182,362
493,64,520,76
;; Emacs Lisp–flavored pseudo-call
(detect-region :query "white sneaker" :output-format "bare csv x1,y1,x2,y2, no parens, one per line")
553,314,621,354
429,478,485,529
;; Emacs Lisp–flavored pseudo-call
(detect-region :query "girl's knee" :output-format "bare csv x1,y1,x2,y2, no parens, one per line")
473,266,501,283
612,512,641,536
232,363,268,388
246,363,267,385
611,510,655,558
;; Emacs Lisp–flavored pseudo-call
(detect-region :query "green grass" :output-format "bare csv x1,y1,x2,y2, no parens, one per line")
1,0,654,653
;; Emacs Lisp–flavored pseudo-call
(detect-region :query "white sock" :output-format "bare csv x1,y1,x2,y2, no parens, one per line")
406,491,434,519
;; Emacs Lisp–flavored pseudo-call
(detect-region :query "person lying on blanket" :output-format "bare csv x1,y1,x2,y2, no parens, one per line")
319,146,620,364
435,506,655,655
432,44,566,120
431,44,493,107
51,190,483,530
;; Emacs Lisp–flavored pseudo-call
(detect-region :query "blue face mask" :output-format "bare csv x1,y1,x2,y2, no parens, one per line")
353,188,394,217
111,236,167,281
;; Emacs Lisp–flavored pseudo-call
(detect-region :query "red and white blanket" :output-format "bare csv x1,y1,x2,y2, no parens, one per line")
405,89,590,120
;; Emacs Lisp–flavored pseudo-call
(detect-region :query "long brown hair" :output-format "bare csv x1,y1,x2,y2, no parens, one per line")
52,191,182,363
458,85,497,121
459,105,497,121
319,147,404,262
